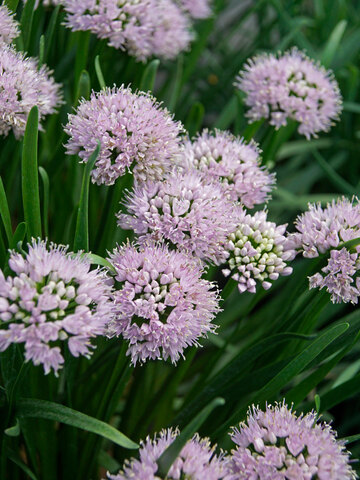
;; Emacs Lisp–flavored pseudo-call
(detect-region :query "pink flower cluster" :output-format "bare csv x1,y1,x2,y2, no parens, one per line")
63,0,212,61
0,44,62,138
65,86,183,185
227,402,357,480
0,5,19,45
286,197,360,303
0,240,113,375
107,242,220,365
235,48,342,139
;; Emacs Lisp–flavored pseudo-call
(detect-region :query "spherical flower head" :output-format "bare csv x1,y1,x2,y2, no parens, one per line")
63,0,193,61
147,0,193,60
65,86,183,185
0,239,113,375
235,48,342,139
227,402,357,480
183,129,276,208
107,428,227,480
178,0,212,19
118,169,238,265
309,247,360,304
286,197,360,258
0,5,20,45
107,242,220,365
63,0,155,61
0,44,62,139
222,208,295,293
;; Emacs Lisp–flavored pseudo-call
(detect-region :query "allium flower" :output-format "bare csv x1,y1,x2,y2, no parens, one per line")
183,129,275,208
118,169,237,265
65,86,183,185
0,240,113,375
177,0,212,19
0,5,19,45
107,242,220,365
107,428,227,480
222,209,294,293
309,248,360,304
226,402,357,480
286,198,360,304
235,48,342,139
63,0,193,61
0,44,62,139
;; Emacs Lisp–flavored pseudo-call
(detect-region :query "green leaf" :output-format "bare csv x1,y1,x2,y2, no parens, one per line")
22,106,41,241
9,223,26,250
44,5,61,62
219,323,349,434
139,59,160,92
156,398,225,478
74,31,90,92
6,448,38,480
38,35,45,67
5,419,20,437
73,144,100,252
312,150,355,195
38,167,49,238
17,398,138,449
320,372,360,412
75,70,91,105
4,0,20,12
0,177,13,245
95,55,106,89
214,96,237,130
321,20,347,67
314,394,321,413
343,101,360,114
342,433,360,445
98,450,120,473
86,253,116,273
168,55,183,111
184,102,204,138
20,0,36,50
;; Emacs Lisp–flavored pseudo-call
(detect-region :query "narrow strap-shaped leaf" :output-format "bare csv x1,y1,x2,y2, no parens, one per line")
73,144,100,252
0,177,13,245
20,0,36,51
342,433,360,445
4,0,20,12
185,102,204,138
74,32,90,92
22,106,41,241
6,448,38,480
156,397,225,478
168,55,183,111
16,398,138,449
38,167,49,238
139,59,160,92
86,253,116,273
321,20,347,67
95,55,106,89
38,35,45,67
10,223,26,250
44,5,61,62
75,70,91,105
313,150,355,195
214,323,349,437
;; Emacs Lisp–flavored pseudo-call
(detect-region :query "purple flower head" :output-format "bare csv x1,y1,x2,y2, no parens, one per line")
63,0,193,61
222,209,295,293
285,197,360,304
0,44,62,139
0,240,113,375
178,0,212,19
0,5,19,45
107,428,227,480
183,129,276,208
118,169,238,265
65,86,183,185
309,248,360,304
235,48,342,139
107,242,220,365
227,402,357,480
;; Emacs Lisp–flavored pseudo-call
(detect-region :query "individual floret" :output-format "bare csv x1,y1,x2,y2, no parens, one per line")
118,169,238,265
65,86,183,185
106,428,227,480
226,402,357,480
235,48,342,139
0,4,19,45
183,129,275,208
222,209,294,293
107,242,220,365
0,240,113,375
0,44,62,138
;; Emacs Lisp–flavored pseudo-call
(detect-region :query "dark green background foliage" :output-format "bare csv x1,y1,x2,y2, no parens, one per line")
1,0,360,478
